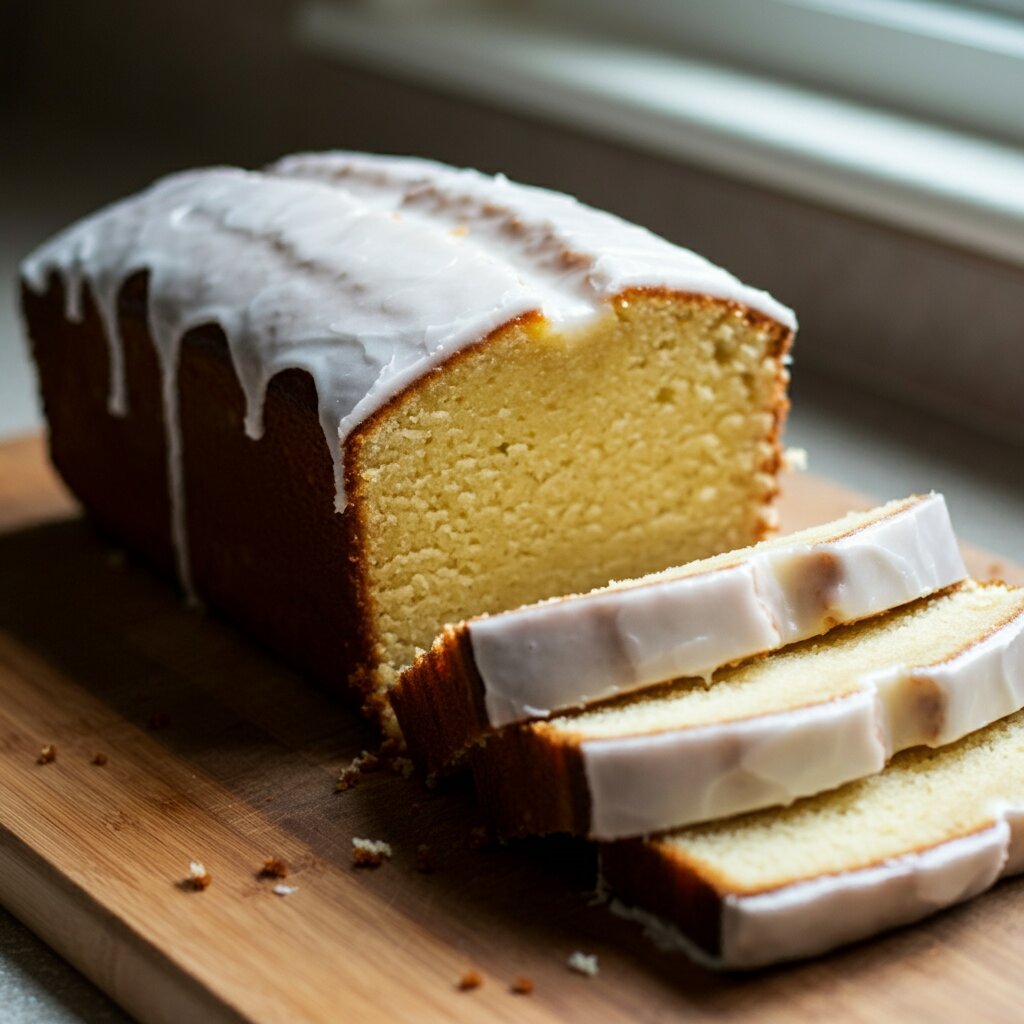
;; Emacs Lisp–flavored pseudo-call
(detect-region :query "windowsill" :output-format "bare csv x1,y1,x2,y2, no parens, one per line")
297,2,1024,268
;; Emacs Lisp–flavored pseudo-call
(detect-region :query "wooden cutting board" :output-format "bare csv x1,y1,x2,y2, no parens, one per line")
1,433,1022,1024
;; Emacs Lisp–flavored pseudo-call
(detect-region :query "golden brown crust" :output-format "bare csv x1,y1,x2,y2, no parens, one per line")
600,838,725,959
469,722,591,838
25,272,382,722
180,324,381,717
389,626,493,774
24,273,177,579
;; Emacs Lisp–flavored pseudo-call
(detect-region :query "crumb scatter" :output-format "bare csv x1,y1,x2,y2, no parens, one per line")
36,744,57,765
91,753,108,767
510,976,535,995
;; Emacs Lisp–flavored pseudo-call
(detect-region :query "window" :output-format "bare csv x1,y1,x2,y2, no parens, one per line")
299,0,1024,265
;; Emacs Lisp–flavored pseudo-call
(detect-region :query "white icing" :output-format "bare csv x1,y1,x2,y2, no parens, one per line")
873,607,1024,751
469,493,965,730
579,596,1024,839
473,563,779,730
582,691,887,840
21,153,794,598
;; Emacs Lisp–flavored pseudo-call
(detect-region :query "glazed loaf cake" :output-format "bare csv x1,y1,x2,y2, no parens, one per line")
602,704,1024,968
392,493,967,771
472,581,1024,839
20,152,794,730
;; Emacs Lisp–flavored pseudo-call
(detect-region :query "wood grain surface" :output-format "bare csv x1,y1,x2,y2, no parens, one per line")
1,433,1022,1024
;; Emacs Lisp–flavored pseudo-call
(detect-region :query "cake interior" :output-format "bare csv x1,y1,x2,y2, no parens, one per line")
461,493,920,616
349,292,789,694
655,704,1024,896
545,581,1024,740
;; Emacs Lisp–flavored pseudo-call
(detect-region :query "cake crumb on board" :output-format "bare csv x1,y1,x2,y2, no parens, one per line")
510,976,535,995
352,837,392,867
335,749,384,791
457,969,483,991
567,951,599,977
91,752,108,766
36,744,57,765
259,857,288,879
187,861,212,891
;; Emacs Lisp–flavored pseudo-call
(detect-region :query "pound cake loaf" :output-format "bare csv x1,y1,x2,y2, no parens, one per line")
392,493,966,771
472,581,1024,839
20,152,794,730
602,705,1024,968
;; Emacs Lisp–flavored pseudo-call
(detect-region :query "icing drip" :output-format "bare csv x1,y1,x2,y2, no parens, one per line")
21,154,795,598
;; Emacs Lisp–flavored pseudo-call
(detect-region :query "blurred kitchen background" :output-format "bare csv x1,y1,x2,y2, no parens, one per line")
2,1,1024,1018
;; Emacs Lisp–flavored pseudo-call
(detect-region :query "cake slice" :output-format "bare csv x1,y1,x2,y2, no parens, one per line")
472,581,1024,839
601,704,1024,968
392,493,965,770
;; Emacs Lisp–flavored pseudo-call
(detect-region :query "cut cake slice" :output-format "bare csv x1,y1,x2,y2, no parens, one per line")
601,704,1024,969
471,581,1024,839
392,493,966,771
